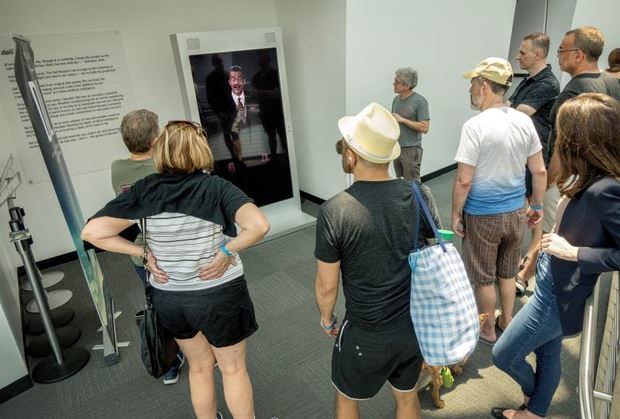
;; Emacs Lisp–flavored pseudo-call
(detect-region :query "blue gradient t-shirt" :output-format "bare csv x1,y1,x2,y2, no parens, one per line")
455,107,541,215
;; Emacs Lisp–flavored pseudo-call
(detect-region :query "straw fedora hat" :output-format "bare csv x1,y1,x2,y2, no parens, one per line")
337,102,401,164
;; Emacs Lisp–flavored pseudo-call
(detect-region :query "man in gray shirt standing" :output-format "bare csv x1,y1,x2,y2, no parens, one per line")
391,67,430,182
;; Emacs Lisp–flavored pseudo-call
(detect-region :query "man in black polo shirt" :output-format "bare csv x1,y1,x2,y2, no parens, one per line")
545,26,620,235
315,103,430,419
508,32,560,295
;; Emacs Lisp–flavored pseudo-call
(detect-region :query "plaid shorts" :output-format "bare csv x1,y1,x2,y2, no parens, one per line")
462,206,527,286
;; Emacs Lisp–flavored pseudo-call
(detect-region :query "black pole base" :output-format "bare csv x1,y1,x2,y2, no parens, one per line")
27,326,81,358
31,347,90,384
25,307,75,335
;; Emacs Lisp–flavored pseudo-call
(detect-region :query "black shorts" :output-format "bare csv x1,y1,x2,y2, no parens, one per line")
332,317,423,400
150,276,258,347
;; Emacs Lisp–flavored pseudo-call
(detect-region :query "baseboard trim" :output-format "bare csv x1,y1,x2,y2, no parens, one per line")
0,375,33,404
421,163,457,182
300,164,456,206
300,191,325,205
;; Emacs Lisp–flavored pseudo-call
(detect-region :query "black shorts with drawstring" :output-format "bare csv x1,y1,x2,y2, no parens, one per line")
331,315,423,400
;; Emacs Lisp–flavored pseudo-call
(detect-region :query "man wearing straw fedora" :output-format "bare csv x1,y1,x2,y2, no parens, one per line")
453,58,547,345
314,103,432,419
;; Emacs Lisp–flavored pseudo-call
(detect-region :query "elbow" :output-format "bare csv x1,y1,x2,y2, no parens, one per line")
81,224,95,243
317,281,337,298
258,219,270,238
456,176,472,188
252,217,270,240
533,166,547,179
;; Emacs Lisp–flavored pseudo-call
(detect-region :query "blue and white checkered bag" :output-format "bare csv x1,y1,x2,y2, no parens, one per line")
409,183,479,366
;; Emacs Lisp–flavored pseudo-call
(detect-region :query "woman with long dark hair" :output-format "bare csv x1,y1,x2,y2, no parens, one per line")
491,93,620,418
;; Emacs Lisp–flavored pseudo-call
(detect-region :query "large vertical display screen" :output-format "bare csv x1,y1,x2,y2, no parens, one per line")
188,47,293,206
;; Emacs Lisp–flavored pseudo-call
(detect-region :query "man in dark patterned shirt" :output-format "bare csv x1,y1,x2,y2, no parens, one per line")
508,33,559,296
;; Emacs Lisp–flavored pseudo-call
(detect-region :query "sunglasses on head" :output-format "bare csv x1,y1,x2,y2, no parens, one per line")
163,120,206,136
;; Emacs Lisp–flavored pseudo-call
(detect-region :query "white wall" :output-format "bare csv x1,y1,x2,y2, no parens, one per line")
274,0,348,200
346,0,517,176
0,232,27,390
0,0,278,265
0,0,278,385
571,0,620,80
507,0,548,74
0,303,27,389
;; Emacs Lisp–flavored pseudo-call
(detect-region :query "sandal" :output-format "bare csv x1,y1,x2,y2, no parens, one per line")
515,256,530,296
495,316,505,338
491,404,527,418
515,273,529,296
479,335,496,346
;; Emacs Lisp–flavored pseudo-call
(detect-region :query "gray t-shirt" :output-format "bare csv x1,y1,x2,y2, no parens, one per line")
391,92,430,148
314,179,433,330
110,158,157,266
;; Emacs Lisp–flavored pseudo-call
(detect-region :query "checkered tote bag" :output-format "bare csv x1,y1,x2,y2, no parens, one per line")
409,182,479,366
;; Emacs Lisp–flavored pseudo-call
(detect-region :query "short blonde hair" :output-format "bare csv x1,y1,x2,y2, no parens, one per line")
153,121,214,173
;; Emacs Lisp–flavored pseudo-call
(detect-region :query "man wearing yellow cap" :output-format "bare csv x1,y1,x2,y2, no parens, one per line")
314,103,432,418
453,58,547,345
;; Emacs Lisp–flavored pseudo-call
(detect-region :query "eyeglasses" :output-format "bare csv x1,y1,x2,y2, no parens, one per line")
556,48,580,56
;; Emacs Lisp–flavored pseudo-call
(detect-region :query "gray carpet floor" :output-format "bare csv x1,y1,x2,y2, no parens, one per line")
0,172,602,418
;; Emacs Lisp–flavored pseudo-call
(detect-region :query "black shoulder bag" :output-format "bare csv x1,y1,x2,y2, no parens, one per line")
134,217,179,378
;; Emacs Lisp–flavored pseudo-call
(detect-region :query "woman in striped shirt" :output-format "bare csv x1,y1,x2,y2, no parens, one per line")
83,120,269,419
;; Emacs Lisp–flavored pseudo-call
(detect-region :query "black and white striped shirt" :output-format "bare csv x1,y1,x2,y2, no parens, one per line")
93,172,253,292
143,212,243,291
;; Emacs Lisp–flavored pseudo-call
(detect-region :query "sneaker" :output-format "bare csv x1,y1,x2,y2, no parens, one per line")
163,352,185,385
216,412,223,419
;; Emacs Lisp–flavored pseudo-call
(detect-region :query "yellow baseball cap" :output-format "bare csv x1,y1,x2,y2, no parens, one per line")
463,57,513,86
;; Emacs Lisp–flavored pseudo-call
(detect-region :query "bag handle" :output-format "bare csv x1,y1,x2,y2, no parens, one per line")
140,218,153,302
411,182,446,252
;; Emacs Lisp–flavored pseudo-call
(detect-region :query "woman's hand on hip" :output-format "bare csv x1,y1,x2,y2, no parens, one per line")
146,250,168,284
541,233,579,261
199,250,234,280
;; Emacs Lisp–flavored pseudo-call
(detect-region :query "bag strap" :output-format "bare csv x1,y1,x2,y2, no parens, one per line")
140,218,152,302
411,182,446,252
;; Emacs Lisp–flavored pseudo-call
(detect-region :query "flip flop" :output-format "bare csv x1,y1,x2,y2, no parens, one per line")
515,273,529,296
491,404,527,418
495,316,505,338
479,335,496,346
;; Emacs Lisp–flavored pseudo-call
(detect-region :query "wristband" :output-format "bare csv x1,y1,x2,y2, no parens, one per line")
219,243,233,257
321,316,338,330
529,204,544,211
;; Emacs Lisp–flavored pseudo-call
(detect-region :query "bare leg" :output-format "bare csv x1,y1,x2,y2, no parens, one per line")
475,284,497,341
392,387,422,419
175,332,217,419
498,276,516,330
336,392,360,419
212,339,254,419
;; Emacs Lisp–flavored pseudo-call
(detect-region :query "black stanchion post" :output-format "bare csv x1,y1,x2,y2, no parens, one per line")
8,214,89,383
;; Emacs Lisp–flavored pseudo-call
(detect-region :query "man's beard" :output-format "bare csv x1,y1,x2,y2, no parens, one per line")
470,95,480,110
342,159,353,174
